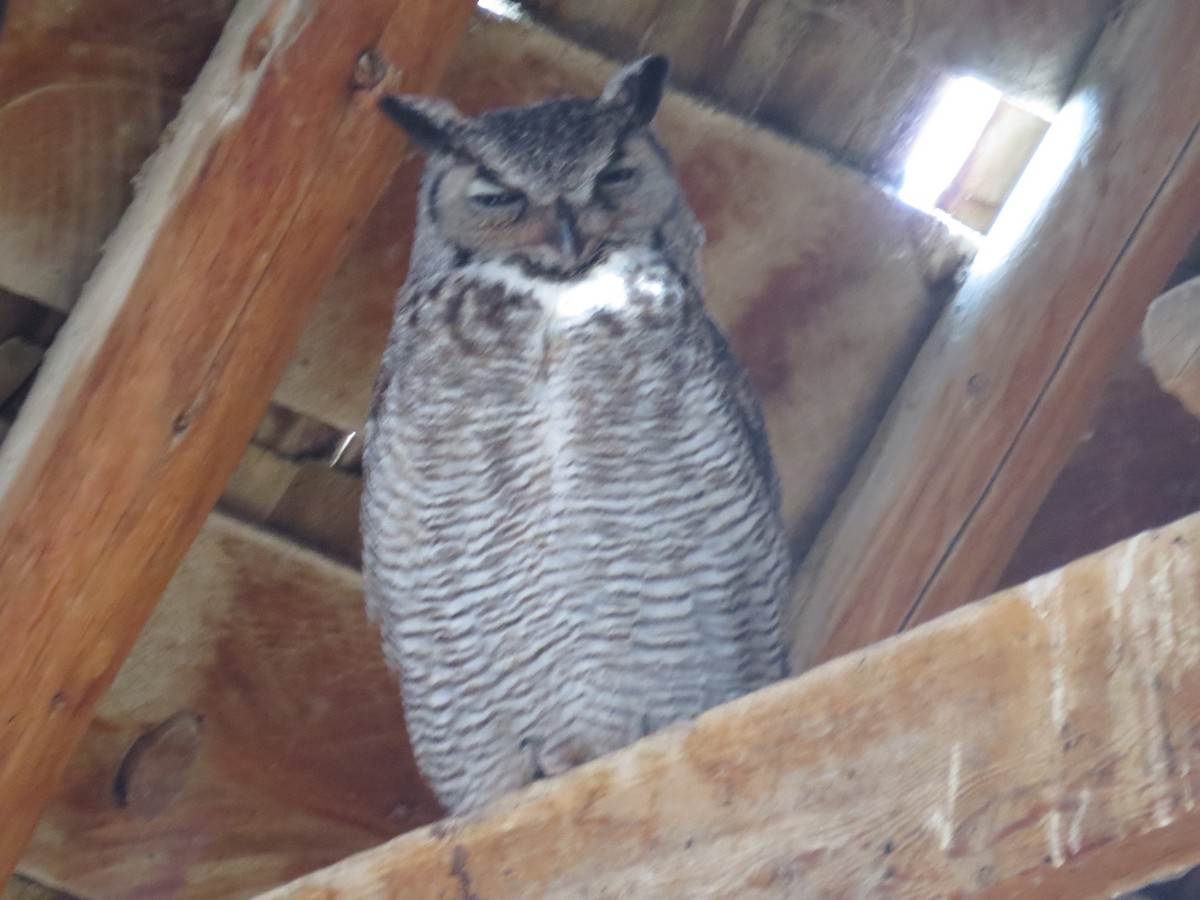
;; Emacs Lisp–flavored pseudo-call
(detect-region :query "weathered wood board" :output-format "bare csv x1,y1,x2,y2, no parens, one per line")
522,0,1109,180
260,508,1200,899
18,514,436,899
274,16,973,555
0,0,475,880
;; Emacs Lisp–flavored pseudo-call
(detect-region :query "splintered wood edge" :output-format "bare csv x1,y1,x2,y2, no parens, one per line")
257,510,1200,899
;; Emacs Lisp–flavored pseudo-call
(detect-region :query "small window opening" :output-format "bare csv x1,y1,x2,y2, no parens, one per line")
477,0,526,21
900,75,1052,234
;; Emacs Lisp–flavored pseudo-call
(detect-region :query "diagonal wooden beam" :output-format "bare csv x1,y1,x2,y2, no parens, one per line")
789,0,1200,669
258,509,1200,899
0,0,474,880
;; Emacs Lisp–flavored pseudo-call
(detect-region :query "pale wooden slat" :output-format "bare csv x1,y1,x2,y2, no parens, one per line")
258,508,1200,899
274,16,972,554
0,0,474,880
790,0,1200,668
1143,277,1200,420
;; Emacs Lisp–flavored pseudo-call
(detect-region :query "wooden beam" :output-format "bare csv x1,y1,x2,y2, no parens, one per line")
789,0,1200,669
259,510,1200,899
0,0,473,882
1143,277,1200,419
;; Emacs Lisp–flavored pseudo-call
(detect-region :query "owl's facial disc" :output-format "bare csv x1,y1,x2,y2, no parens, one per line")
428,130,678,278
382,56,681,279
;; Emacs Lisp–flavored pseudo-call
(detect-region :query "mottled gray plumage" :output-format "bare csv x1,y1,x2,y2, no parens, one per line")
362,57,789,816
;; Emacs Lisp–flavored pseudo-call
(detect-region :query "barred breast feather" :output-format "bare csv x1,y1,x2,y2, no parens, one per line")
361,249,788,815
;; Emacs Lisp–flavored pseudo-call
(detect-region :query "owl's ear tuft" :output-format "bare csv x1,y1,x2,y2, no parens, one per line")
379,96,467,152
600,55,669,127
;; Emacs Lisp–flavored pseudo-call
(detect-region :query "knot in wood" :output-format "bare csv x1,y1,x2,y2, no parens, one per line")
352,50,390,91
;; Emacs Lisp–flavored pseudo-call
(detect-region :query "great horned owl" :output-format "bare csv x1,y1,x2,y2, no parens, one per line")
362,56,789,816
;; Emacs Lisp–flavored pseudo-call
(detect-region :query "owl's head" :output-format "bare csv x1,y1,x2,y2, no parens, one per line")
381,56,699,280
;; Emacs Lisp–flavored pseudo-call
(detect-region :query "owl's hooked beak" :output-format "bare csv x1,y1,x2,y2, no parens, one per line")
551,198,582,263
523,200,585,273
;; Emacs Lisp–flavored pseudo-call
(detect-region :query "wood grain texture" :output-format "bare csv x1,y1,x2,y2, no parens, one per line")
274,16,972,555
0,0,235,309
790,1,1200,669
0,74,171,310
0,0,474,881
18,513,436,899
1143,277,1200,419
523,0,1108,179
260,509,1200,899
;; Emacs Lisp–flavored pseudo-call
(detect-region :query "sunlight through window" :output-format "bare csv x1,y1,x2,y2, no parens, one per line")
477,0,526,21
899,76,1003,215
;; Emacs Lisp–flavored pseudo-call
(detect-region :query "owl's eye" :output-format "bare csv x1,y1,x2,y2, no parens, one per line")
598,167,638,188
468,176,525,210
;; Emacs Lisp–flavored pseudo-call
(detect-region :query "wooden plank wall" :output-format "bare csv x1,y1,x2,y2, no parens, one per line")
0,0,476,885
522,0,1110,182
1002,337,1200,590
1001,260,1200,589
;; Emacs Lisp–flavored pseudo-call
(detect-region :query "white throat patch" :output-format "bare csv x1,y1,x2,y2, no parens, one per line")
461,250,671,325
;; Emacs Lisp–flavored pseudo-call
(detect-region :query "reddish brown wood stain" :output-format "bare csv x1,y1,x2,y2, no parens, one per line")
672,142,760,246
209,540,433,823
731,251,851,397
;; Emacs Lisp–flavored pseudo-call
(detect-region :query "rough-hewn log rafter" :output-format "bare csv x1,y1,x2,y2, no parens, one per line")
0,0,474,880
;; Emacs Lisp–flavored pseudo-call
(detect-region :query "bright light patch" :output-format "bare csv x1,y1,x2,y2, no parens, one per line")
899,76,1003,214
477,0,526,21
970,92,1095,278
